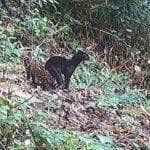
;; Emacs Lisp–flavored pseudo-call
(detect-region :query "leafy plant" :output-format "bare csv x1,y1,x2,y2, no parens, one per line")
97,68,146,107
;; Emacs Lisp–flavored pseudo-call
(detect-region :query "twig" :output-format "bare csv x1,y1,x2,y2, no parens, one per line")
99,76,112,88
17,41,32,50
20,47,33,51
0,141,7,150
37,38,49,48
140,105,150,117
12,96,33,108
87,25,132,47
35,38,49,59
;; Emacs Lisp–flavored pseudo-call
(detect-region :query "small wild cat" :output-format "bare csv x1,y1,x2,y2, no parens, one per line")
45,50,89,89
21,51,55,90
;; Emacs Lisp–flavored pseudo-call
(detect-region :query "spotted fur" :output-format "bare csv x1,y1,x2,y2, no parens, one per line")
21,51,55,90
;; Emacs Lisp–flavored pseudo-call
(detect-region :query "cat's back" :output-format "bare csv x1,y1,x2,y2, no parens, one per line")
46,56,67,65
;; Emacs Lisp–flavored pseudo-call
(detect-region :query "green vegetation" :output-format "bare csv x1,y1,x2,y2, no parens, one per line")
0,0,149,149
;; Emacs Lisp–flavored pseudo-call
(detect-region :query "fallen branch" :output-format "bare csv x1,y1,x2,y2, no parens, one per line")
140,105,150,117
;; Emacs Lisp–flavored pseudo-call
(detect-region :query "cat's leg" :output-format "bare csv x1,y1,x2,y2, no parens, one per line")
47,67,63,87
26,68,31,80
55,70,63,87
31,74,37,88
64,74,71,89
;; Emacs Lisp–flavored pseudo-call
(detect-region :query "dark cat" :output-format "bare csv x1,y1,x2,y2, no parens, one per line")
45,50,89,89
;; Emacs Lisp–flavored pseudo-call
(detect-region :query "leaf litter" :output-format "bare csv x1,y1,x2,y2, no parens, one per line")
0,62,149,149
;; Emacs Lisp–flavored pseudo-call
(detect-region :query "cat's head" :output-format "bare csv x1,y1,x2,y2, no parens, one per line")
76,50,89,61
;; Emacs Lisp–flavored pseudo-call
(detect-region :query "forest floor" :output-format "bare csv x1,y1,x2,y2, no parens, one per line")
0,61,149,149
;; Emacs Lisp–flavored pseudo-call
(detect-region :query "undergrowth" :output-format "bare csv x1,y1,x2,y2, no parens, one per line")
0,1,149,149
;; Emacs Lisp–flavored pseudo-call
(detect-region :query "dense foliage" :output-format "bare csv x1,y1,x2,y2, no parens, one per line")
0,0,149,149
